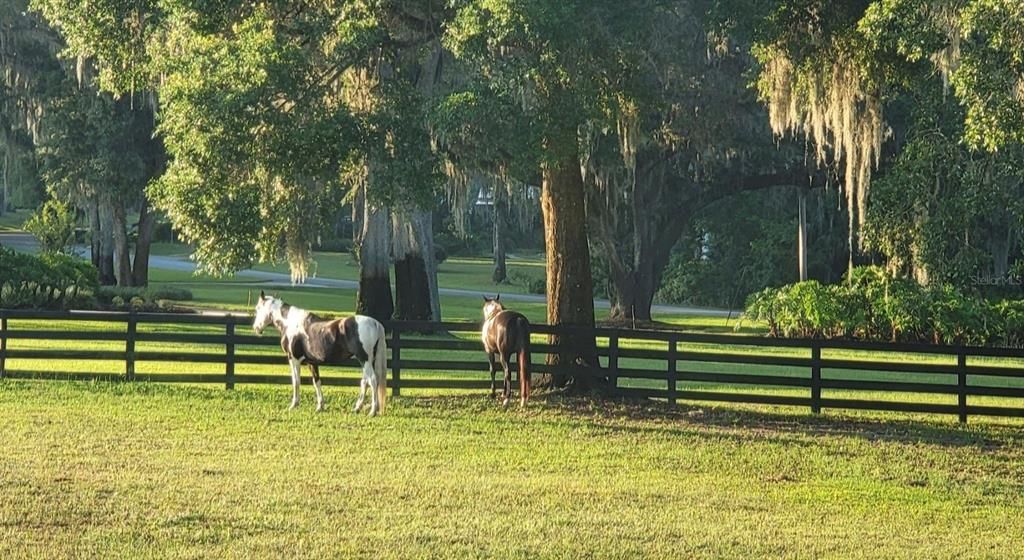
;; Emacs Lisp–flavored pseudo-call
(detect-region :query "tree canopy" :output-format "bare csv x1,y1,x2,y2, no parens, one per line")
8,0,1022,359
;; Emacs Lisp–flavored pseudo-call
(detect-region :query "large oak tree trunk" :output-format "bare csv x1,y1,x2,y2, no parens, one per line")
492,185,507,283
112,200,132,287
1,144,9,215
87,197,100,269
392,209,437,321
96,195,116,286
421,211,442,322
538,154,600,390
588,151,807,321
357,196,394,321
132,198,156,287
609,273,656,323
589,153,686,324
798,187,808,282
351,186,365,248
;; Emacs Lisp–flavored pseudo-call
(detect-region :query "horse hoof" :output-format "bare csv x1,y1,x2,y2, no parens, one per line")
288,403,299,411
316,405,325,413
502,398,510,408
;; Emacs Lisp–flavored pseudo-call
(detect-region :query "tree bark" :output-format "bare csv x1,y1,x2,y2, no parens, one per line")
87,197,100,269
588,153,810,321
798,187,808,282
420,210,442,322
132,197,156,287
538,153,599,390
112,199,132,287
351,186,365,248
1,143,9,215
96,195,116,286
392,209,436,321
492,184,507,283
357,196,394,321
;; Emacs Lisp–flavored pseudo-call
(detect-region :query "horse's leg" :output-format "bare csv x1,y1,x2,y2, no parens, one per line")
487,352,498,399
309,364,324,412
365,362,380,417
519,349,528,408
288,358,301,410
499,353,512,407
353,377,367,412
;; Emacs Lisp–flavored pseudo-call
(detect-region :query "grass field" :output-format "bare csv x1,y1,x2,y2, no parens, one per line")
2,380,1023,558
150,241,549,297
0,208,30,232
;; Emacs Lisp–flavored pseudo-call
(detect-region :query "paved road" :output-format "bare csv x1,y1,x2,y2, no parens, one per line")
2,231,738,317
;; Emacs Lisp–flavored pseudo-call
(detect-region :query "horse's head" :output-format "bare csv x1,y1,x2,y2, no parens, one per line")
253,290,280,334
482,294,504,320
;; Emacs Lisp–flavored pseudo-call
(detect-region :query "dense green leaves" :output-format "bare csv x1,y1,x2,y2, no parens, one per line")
23,198,75,254
745,266,1019,346
34,0,446,279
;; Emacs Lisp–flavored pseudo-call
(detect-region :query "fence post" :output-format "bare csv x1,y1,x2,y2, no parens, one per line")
225,321,235,390
810,342,821,414
608,333,619,390
0,311,7,379
392,328,401,397
667,338,677,406
125,311,137,381
957,352,967,424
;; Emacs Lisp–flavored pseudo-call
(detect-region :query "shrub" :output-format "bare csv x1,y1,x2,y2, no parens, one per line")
24,200,77,255
96,286,145,305
994,300,1024,347
744,266,1018,347
927,285,996,345
95,285,193,310
0,247,99,309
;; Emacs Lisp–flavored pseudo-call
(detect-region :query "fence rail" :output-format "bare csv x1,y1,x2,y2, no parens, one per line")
1,309,1023,422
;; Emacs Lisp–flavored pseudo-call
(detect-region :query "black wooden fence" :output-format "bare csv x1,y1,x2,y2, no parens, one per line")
2,309,1024,422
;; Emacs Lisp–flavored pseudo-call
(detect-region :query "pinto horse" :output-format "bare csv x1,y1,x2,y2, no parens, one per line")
481,295,531,407
252,291,388,415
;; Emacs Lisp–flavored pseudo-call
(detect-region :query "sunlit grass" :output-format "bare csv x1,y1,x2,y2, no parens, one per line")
2,380,1023,558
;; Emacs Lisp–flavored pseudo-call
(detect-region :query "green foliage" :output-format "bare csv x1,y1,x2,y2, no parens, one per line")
0,246,98,309
36,0,445,281
656,187,847,309
445,0,655,163
862,77,1024,288
745,266,1022,346
23,199,75,254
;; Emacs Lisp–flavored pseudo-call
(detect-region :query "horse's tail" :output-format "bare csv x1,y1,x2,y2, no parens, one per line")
374,323,387,414
518,316,531,403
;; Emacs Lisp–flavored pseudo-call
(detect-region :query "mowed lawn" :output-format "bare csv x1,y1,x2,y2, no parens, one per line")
2,381,1023,559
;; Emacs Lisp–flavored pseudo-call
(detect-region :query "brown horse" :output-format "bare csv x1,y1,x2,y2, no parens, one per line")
480,295,531,407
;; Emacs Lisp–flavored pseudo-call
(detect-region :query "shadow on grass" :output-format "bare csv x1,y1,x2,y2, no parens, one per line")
407,392,1010,451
